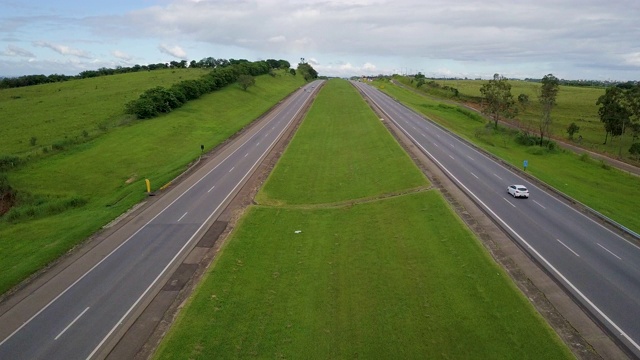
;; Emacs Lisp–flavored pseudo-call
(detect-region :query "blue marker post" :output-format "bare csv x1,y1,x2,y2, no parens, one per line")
523,159,528,171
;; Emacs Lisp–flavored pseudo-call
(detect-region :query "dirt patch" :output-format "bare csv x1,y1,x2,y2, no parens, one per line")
0,190,15,216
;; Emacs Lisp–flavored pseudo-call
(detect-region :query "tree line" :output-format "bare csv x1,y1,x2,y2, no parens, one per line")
479,73,640,156
124,59,300,119
0,58,292,89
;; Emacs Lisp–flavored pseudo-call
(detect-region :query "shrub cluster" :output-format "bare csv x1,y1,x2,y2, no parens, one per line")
515,131,558,150
0,156,24,172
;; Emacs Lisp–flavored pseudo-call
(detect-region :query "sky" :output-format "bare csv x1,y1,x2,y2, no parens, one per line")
1,0,639,80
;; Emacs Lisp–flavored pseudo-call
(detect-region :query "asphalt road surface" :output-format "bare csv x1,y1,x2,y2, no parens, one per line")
0,80,324,360
352,80,640,358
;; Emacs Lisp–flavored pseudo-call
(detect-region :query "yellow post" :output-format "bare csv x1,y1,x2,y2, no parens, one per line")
145,179,151,193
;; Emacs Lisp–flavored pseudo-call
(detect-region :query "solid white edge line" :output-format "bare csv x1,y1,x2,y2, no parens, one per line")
55,307,90,340
358,82,640,353
86,81,318,360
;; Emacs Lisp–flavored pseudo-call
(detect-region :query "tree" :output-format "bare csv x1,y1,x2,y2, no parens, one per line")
566,122,580,139
630,142,640,160
538,74,560,146
596,86,630,144
237,74,255,91
479,73,517,129
297,59,318,81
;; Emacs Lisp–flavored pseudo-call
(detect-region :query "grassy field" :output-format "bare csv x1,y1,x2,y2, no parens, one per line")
0,68,210,156
396,77,640,161
153,79,573,359
377,80,640,234
0,71,306,294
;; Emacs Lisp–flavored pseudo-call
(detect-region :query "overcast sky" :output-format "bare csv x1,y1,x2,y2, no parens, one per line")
1,0,639,80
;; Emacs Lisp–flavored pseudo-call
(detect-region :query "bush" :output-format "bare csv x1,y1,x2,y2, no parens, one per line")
0,155,23,171
515,131,538,146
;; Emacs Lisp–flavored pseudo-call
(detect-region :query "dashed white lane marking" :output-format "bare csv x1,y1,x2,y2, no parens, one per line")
55,307,89,340
557,239,580,257
493,173,503,180
207,185,215,193
228,166,235,173
470,172,479,179
502,198,516,208
178,212,188,222
533,200,546,209
597,243,622,260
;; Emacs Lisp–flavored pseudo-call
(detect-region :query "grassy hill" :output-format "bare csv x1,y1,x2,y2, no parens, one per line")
0,70,306,295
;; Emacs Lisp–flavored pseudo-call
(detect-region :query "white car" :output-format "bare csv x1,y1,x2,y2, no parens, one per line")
507,184,529,198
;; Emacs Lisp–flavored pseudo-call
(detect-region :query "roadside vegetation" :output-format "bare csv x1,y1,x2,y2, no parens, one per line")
0,69,306,295
375,79,640,234
396,76,640,163
154,79,572,359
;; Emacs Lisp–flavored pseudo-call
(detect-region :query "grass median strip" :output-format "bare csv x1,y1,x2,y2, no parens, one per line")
154,79,572,359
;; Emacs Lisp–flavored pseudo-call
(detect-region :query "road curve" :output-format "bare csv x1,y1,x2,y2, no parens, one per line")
0,80,324,360
352,80,640,359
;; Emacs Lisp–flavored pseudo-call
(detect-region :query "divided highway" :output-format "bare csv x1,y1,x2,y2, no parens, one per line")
0,80,324,360
352,80,640,358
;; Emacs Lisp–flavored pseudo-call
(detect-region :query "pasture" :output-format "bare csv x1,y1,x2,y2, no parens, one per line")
0,71,306,294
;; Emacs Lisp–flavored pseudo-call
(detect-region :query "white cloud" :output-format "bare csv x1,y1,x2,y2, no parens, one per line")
158,44,187,59
33,41,91,59
112,50,133,61
1,44,35,57
1,0,639,79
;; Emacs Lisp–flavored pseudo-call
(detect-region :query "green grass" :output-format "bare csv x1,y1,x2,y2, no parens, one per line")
0,72,306,294
154,79,572,359
376,80,640,234
257,79,428,205
155,194,571,359
396,77,640,161
0,68,210,156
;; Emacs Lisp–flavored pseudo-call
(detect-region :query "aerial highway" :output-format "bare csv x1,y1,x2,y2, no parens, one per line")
352,80,640,358
0,80,324,360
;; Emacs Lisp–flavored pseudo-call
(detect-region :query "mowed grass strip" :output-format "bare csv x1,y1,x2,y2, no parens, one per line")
0,73,305,294
256,79,428,205
379,81,640,234
154,79,572,359
154,196,571,359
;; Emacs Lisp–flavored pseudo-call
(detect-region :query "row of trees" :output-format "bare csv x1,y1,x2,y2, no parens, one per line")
479,73,559,146
480,73,640,156
125,59,283,119
0,58,292,89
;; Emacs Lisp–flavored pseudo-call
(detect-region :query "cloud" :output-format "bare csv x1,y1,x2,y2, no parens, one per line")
112,50,133,61
1,44,34,57
2,0,640,79
33,41,91,58
158,44,186,59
